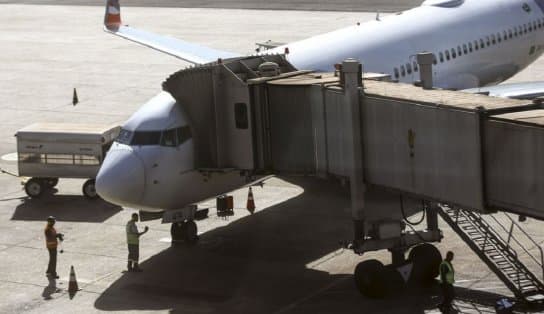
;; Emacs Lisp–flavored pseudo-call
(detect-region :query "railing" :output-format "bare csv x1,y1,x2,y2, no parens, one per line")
487,212,544,282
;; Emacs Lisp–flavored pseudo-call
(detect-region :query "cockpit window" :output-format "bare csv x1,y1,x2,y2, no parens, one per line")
176,126,192,145
116,129,133,145
117,126,192,147
161,129,177,147
131,131,161,146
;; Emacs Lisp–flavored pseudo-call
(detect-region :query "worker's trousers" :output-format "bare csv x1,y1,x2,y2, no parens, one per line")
46,248,57,275
440,283,454,313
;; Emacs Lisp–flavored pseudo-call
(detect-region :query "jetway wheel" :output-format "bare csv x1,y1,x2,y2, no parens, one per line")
354,259,388,298
82,179,99,199
44,178,59,188
25,178,44,198
408,243,442,285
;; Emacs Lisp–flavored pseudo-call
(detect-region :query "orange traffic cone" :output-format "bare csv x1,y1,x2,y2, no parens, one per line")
68,265,79,299
246,187,255,214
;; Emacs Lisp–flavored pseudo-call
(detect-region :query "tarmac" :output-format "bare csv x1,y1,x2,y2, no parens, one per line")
2,3,544,314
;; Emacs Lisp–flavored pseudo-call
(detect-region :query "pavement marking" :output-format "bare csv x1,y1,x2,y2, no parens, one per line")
272,275,351,314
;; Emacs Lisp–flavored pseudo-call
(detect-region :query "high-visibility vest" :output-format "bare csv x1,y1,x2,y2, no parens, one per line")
440,260,455,284
45,226,58,249
126,220,139,245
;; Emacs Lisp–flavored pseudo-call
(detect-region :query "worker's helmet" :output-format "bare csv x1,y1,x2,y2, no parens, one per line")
46,216,56,223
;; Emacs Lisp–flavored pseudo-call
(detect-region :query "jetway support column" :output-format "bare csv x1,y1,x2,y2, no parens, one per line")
342,59,366,244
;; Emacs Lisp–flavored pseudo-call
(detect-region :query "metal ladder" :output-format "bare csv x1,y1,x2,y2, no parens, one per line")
438,206,544,304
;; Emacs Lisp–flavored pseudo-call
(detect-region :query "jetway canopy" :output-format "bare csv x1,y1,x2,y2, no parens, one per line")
162,56,544,219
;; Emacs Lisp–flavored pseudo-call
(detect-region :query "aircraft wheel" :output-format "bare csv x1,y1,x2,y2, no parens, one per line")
171,222,184,244
354,259,387,298
82,179,99,199
44,178,59,188
182,220,198,245
408,243,442,285
25,178,44,198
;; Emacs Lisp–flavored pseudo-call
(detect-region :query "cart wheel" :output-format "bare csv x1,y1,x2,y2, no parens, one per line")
25,178,44,198
82,179,99,199
45,178,59,188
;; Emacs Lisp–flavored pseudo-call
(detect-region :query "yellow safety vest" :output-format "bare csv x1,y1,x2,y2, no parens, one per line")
45,226,58,249
440,260,455,284
126,220,139,245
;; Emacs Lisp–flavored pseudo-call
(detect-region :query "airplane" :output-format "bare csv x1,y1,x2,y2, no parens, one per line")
96,0,544,243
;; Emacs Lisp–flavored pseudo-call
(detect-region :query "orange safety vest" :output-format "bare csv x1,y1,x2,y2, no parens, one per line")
45,226,58,249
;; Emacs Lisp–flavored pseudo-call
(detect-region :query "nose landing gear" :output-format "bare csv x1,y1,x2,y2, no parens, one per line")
171,220,198,245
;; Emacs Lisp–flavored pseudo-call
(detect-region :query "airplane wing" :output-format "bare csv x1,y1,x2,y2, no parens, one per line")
104,0,239,64
463,81,544,100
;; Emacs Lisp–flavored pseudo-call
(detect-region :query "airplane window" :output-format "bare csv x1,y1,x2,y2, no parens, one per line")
116,128,133,145
503,31,507,41
486,36,490,46
457,46,462,56
131,131,161,146
462,44,467,54
497,33,501,43
468,43,473,52
529,23,533,32
524,24,527,34
491,35,496,45
534,21,537,30
413,61,419,71
445,50,450,60
161,129,177,147
451,48,456,58
394,68,399,79
509,29,513,39
400,65,406,76
474,40,479,50
177,126,192,145
432,55,437,65
538,19,542,28
406,63,412,74
439,52,444,62
514,27,518,36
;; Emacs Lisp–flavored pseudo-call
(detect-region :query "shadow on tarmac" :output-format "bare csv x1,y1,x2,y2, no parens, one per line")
11,193,121,223
92,177,539,313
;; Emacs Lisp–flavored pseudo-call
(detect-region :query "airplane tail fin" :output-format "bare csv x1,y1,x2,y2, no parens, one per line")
104,0,122,29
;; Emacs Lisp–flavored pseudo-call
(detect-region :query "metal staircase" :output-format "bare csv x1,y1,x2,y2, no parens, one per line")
438,206,544,304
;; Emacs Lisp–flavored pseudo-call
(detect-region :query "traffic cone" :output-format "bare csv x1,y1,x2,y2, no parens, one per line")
72,88,79,106
246,187,255,214
68,265,79,299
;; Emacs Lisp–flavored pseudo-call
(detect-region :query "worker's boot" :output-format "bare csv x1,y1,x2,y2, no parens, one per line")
132,263,143,272
127,261,133,272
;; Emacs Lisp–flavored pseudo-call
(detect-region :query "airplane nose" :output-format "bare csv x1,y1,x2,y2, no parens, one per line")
96,147,145,206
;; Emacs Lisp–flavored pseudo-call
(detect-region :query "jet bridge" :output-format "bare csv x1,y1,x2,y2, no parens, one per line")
163,55,544,302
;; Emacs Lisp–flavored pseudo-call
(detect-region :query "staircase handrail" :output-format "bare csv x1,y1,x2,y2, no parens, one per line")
487,212,544,281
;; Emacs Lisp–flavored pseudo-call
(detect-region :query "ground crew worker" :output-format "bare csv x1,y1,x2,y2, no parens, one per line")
44,216,63,279
439,251,455,314
126,213,148,272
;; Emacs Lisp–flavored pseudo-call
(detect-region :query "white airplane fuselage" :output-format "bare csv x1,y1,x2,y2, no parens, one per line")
96,0,544,212
273,0,544,89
